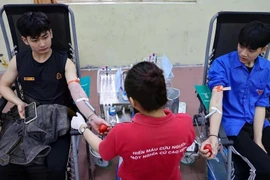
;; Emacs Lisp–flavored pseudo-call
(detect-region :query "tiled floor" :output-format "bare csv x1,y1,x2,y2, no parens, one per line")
78,66,206,180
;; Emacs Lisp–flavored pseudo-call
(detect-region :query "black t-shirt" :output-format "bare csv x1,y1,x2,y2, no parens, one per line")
16,50,72,106
246,66,253,73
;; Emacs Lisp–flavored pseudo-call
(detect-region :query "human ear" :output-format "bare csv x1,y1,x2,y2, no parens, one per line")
129,97,135,107
21,36,29,45
129,97,141,111
261,45,268,56
49,29,53,39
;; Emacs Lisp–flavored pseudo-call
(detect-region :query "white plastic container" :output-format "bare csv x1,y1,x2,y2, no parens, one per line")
89,146,109,167
165,88,180,114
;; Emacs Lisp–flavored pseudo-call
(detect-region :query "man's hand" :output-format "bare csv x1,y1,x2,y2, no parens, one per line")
88,116,111,135
17,101,27,119
199,136,219,159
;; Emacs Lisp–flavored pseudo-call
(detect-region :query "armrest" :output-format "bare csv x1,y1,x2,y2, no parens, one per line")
70,129,81,136
266,106,270,121
219,125,234,146
0,86,16,115
194,85,211,114
0,97,8,115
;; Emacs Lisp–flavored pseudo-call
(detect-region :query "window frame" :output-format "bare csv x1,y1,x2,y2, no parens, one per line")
57,0,196,3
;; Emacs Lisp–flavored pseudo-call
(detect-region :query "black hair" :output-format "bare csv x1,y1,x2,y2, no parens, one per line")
17,11,51,38
124,61,168,112
238,21,270,50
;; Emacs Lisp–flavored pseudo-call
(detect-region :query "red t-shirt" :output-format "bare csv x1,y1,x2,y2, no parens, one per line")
99,109,195,180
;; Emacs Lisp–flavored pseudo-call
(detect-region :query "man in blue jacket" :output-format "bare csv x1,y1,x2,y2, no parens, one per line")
200,21,270,180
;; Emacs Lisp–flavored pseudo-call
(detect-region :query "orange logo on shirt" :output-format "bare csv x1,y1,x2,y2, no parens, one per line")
257,89,263,95
24,77,35,81
56,73,62,80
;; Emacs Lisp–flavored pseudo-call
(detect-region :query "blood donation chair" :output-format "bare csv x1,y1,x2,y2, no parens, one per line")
194,11,270,180
0,4,93,180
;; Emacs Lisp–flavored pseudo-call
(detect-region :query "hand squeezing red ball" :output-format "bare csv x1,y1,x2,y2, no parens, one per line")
98,123,109,134
203,144,213,157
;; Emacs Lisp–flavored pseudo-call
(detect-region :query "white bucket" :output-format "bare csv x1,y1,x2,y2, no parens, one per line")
89,146,109,167
165,88,180,114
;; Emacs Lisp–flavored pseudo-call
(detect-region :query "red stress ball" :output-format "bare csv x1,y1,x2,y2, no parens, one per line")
204,144,213,156
98,123,108,133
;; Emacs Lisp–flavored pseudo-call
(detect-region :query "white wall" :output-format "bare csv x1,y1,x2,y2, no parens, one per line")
0,0,270,70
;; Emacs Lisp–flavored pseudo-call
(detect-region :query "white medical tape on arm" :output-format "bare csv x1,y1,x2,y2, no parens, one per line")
211,106,222,115
76,97,89,103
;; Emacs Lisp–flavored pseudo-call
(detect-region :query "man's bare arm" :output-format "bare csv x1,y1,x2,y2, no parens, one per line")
65,59,93,117
0,56,24,106
209,86,223,136
200,85,224,158
253,106,267,152
65,59,110,132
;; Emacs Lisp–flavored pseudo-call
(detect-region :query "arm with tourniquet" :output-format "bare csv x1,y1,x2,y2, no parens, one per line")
65,59,110,133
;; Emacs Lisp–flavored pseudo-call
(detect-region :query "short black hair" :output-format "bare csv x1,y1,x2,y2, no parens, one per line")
238,21,270,50
124,61,168,112
17,11,51,38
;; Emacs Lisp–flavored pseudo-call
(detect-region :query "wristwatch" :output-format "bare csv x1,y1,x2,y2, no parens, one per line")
79,126,89,134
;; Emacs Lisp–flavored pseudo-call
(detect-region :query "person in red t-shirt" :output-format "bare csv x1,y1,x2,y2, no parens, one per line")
71,61,195,180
